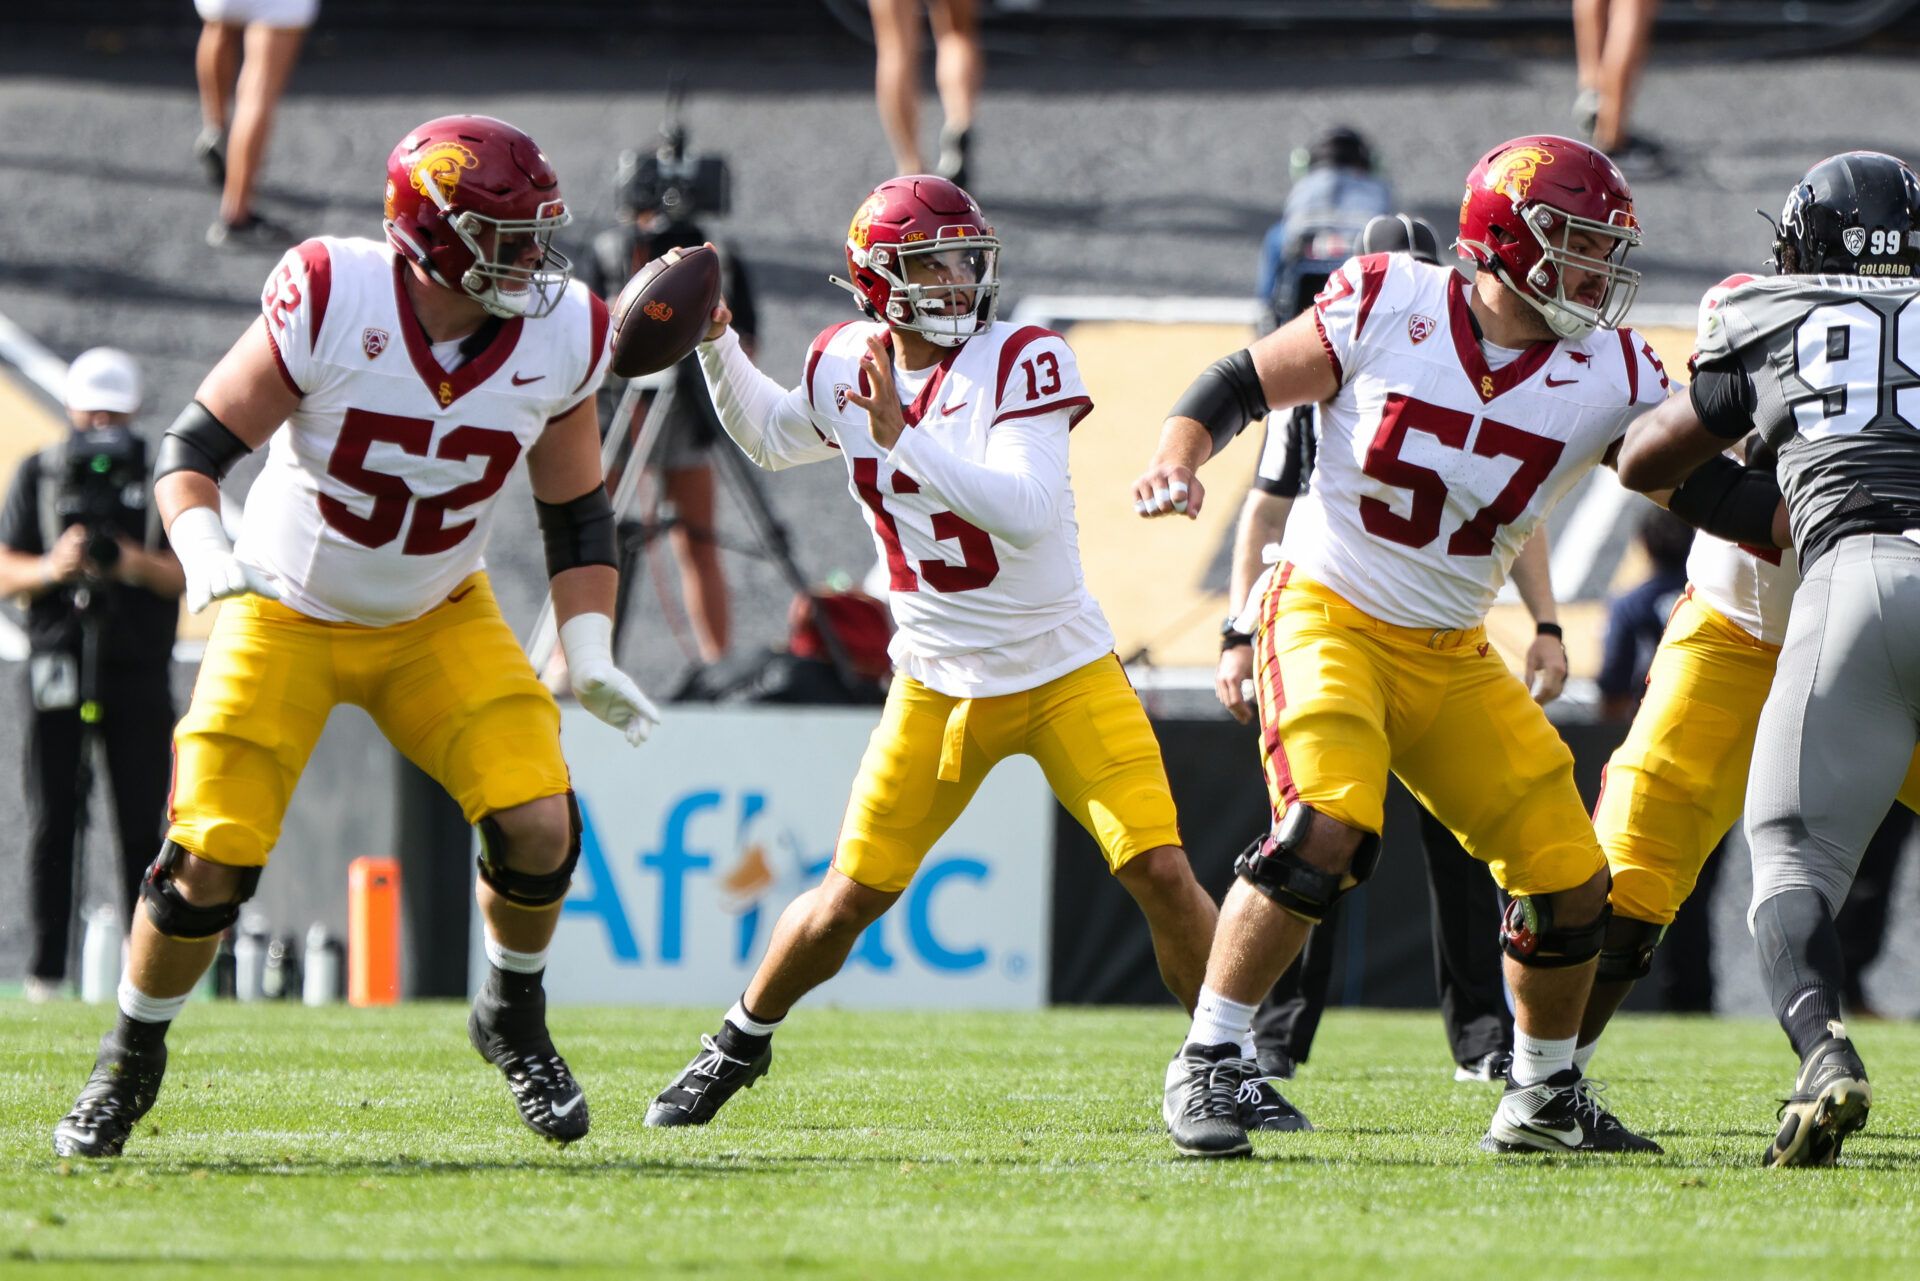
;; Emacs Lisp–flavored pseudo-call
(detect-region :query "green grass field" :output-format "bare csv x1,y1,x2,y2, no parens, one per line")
4,1003,1919,1279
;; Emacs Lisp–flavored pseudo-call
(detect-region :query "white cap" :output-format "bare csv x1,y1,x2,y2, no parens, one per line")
64,347,142,415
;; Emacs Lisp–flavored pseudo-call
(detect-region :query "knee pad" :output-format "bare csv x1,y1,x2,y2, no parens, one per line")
1501,893,1608,968
1595,915,1668,983
139,840,261,940
476,791,582,908
1234,802,1381,923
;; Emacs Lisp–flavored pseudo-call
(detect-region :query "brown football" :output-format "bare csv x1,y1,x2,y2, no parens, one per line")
608,245,723,378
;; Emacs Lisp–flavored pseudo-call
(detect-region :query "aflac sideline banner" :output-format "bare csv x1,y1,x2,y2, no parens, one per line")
488,706,1055,1008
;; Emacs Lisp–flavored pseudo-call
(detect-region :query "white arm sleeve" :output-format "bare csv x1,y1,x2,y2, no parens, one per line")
885,410,1068,550
696,328,839,471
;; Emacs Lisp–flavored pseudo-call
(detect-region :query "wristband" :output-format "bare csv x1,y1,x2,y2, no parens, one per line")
1535,622,1564,640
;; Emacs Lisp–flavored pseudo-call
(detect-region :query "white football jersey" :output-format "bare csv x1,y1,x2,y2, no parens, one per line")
1282,253,1672,629
796,319,1111,697
1681,273,1797,646
241,237,610,626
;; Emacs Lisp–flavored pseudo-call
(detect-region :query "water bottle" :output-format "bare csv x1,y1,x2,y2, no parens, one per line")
233,913,270,1001
303,923,342,1007
80,905,123,1004
262,933,299,1000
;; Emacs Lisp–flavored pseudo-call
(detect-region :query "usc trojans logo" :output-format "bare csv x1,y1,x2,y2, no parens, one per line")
410,142,479,204
642,300,674,322
1482,145,1555,204
848,193,887,250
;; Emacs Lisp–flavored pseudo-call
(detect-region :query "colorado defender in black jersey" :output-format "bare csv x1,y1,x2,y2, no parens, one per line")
1616,150,1920,1168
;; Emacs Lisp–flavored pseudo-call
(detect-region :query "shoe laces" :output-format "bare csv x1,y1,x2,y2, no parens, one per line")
1183,1057,1254,1122
1571,1077,1622,1130
682,1034,751,1095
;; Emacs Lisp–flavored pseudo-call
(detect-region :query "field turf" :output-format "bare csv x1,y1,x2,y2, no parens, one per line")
4,1003,1919,1279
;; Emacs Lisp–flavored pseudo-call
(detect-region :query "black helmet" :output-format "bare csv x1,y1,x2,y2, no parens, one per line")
1772,151,1920,276
1359,213,1441,266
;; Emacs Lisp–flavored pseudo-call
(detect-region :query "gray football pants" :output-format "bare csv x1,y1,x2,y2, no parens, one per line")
1748,534,1920,928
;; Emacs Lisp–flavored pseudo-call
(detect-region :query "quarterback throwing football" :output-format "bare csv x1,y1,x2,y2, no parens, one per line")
1137,135,1672,1157
644,176,1223,1128
53,115,657,1158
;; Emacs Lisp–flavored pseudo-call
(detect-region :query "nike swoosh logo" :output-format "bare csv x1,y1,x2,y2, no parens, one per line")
447,586,477,603
1521,1119,1583,1146
1786,989,1819,1018
1544,376,1578,387
550,1092,584,1118
511,373,545,386
941,400,969,416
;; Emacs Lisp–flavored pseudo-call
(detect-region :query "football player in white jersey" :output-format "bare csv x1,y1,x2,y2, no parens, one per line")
643,176,1225,1129
1137,135,1673,1157
52,116,657,1159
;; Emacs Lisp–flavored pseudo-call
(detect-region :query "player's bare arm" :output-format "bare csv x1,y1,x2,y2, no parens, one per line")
1135,310,1338,519
150,315,297,612
528,396,660,747
1617,388,1791,548
1508,528,1567,704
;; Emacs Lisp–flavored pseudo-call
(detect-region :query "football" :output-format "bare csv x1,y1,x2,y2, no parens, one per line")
607,245,723,378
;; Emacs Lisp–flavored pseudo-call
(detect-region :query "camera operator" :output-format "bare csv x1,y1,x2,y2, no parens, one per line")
0,348,183,1002
580,114,754,671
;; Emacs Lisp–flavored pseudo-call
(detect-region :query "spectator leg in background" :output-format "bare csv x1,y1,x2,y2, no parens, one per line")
1656,833,1721,1012
1570,0,1605,134
1419,807,1513,1065
1836,807,1914,1016
219,22,308,228
1249,899,1338,1070
927,0,982,186
868,0,926,175
99,669,177,930
194,21,242,149
664,465,730,664
25,700,85,983
1591,0,1661,154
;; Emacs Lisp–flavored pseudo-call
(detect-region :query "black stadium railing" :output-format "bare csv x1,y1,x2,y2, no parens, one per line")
25,0,1920,37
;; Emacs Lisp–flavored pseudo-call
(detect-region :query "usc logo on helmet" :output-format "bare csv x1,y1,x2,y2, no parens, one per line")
409,142,479,204
848,193,886,250
1481,145,1555,205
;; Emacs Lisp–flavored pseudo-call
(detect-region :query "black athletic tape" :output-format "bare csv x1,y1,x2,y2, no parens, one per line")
1667,453,1784,547
535,487,618,579
1169,348,1270,457
154,401,251,483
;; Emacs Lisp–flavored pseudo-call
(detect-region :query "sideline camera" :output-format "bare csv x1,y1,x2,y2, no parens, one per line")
54,426,146,574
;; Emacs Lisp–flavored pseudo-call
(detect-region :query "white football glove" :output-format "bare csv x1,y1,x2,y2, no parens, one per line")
558,612,660,746
168,506,281,615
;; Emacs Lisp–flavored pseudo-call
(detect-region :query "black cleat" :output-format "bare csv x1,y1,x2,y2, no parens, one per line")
1765,1034,1871,1168
645,1029,772,1127
1239,1070,1313,1133
1163,1043,1255,1158
468,1000,589,1144
52,1034,167,1159
1481,1069,1660,1153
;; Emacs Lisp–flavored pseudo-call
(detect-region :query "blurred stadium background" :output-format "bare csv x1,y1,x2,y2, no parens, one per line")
5,0,1920,1019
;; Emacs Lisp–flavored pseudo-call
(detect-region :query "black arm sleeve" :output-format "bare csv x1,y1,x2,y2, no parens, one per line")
726,252,757,342
1254,406,1316,498
1666,453,1783,546
536,486,618,578
1688,358,1758,441
154,401,252,482
1168,348,1271,456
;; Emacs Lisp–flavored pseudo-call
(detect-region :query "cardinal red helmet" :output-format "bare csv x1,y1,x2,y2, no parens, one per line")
834,176,1000,347
383,114,573,319
1456,135,1641,339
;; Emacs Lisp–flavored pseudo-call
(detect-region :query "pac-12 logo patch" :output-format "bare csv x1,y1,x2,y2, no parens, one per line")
1844,227,1868,256
1407,314,1436,344
834,382,853,411
362,327,389,360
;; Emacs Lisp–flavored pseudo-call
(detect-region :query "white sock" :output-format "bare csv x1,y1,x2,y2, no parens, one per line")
483,933,547,975
1573,1040,1598,1074
1511,1031,1577,1086
1187,986,1257,1054
725,999,782,1037
117,976,189,1024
